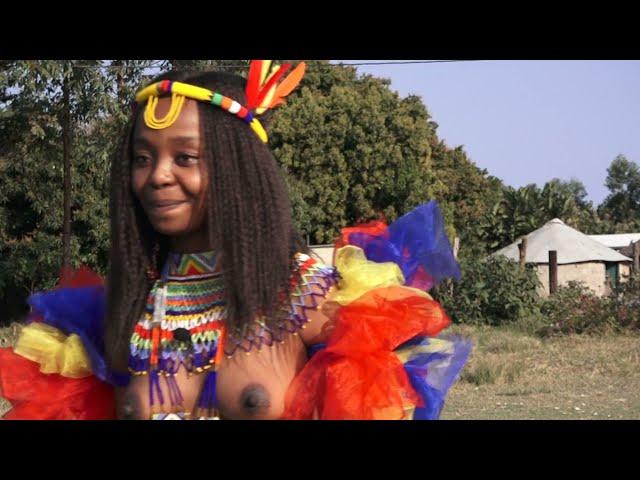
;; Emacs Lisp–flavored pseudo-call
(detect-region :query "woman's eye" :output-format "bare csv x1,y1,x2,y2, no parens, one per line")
133,155,151,167
176,154,199,166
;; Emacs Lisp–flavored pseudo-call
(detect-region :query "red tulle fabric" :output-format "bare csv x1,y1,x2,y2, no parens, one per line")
334,220,389,251
282,285,451,420
0,265,112,420
57,265,104,289
0,348,116,420
25,266,103,326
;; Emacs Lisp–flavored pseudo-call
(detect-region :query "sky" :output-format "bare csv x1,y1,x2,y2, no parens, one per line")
335,60,640,206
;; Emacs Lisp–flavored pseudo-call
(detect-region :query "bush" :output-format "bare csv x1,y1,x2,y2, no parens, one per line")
434,255,541,326
537,277,640,337
609,275,640,330
538,281,616,336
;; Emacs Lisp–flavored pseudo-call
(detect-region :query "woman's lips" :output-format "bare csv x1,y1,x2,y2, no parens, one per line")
148,200,187,213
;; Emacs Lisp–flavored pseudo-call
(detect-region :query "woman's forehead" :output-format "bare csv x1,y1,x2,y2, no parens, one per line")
133,97,201,142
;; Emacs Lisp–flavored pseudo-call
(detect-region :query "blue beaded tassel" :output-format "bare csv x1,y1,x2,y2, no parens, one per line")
195,371,220,420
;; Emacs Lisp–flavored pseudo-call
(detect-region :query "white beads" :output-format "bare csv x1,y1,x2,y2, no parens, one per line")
228,101,241,114
152,285,167,325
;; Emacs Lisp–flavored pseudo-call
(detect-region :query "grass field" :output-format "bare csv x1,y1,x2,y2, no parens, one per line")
441,324,640,419
2,322,639,419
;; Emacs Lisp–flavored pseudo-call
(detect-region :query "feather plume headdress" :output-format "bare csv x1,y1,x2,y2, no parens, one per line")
134,60,306,143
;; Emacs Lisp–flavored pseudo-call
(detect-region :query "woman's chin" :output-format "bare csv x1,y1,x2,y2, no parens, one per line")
149,221,193,237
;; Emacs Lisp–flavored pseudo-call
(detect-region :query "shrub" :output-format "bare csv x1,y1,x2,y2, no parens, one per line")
435,256,541,326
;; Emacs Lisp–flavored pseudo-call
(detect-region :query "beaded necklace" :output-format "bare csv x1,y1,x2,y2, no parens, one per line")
129,251,338,420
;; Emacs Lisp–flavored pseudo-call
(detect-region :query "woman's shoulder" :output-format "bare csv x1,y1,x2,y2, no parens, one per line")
293,251,335,273
290,252,339,296
289,252,340,346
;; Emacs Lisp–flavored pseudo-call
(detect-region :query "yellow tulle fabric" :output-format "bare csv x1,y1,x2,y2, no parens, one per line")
14,323,92,378
331,245,432,305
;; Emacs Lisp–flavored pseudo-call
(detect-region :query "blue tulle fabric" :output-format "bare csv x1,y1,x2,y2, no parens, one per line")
400,335,472,420
346,200,461,289
27,286,130,387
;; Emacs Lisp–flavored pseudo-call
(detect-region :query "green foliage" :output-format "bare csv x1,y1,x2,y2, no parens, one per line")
434,256,541,326
270,61,440,243
598,154,640,231
2,59,638,336
0,60,154,322
481,177,615,251
539,281,617,336
483,184,542,250
608,276,640,330
0,60,454,323
429,142,504,258
537,276,640,337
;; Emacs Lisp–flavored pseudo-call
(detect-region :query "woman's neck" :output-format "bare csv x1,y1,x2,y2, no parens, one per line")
169,228,213,253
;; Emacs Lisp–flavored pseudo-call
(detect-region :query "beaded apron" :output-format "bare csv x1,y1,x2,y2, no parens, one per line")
128,251,338,420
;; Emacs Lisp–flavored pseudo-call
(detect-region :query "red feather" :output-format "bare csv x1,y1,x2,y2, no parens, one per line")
254,63,292,111
245,60,265,109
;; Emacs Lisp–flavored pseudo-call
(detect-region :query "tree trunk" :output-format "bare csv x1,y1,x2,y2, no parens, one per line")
62,66,72,268
453,237,460,260
518,237,528,271
114,60,125,104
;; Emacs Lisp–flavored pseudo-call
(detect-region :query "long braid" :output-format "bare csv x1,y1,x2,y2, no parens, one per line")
105,70,309,370
106,115,156,371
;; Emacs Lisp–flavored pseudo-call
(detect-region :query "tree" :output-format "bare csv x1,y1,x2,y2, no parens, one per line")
598,154,640,230
558,177,590,209
429,142,504,257
164,60,250,76
542,178,608,234
0,60,154,323
481,176,610,250
269,61,441,244
482,184,541,250
0,59,466,323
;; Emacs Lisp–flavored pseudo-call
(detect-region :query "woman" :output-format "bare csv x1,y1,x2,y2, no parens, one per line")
0,61,470,420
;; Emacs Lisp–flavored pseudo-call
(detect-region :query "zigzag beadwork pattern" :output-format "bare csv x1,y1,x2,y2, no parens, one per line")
130,251,226,375
129,252,339,375
223,253,340,356
167,251,221,278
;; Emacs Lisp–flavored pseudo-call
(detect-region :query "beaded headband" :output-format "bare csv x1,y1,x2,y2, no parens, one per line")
134,60,306,144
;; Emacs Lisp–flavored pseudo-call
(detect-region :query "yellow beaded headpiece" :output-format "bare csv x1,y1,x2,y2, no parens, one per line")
134,60,306,144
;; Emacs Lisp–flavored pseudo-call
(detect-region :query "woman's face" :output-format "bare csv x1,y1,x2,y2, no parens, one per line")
131,97,210,251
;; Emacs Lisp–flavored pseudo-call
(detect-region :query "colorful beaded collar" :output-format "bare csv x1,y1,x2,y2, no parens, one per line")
128,250,338,420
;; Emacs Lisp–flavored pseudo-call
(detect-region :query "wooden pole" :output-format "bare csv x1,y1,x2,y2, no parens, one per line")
113,60,125,104
549,250,558,295
633,241,640,277
518,237,528,271
453,237,460,260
